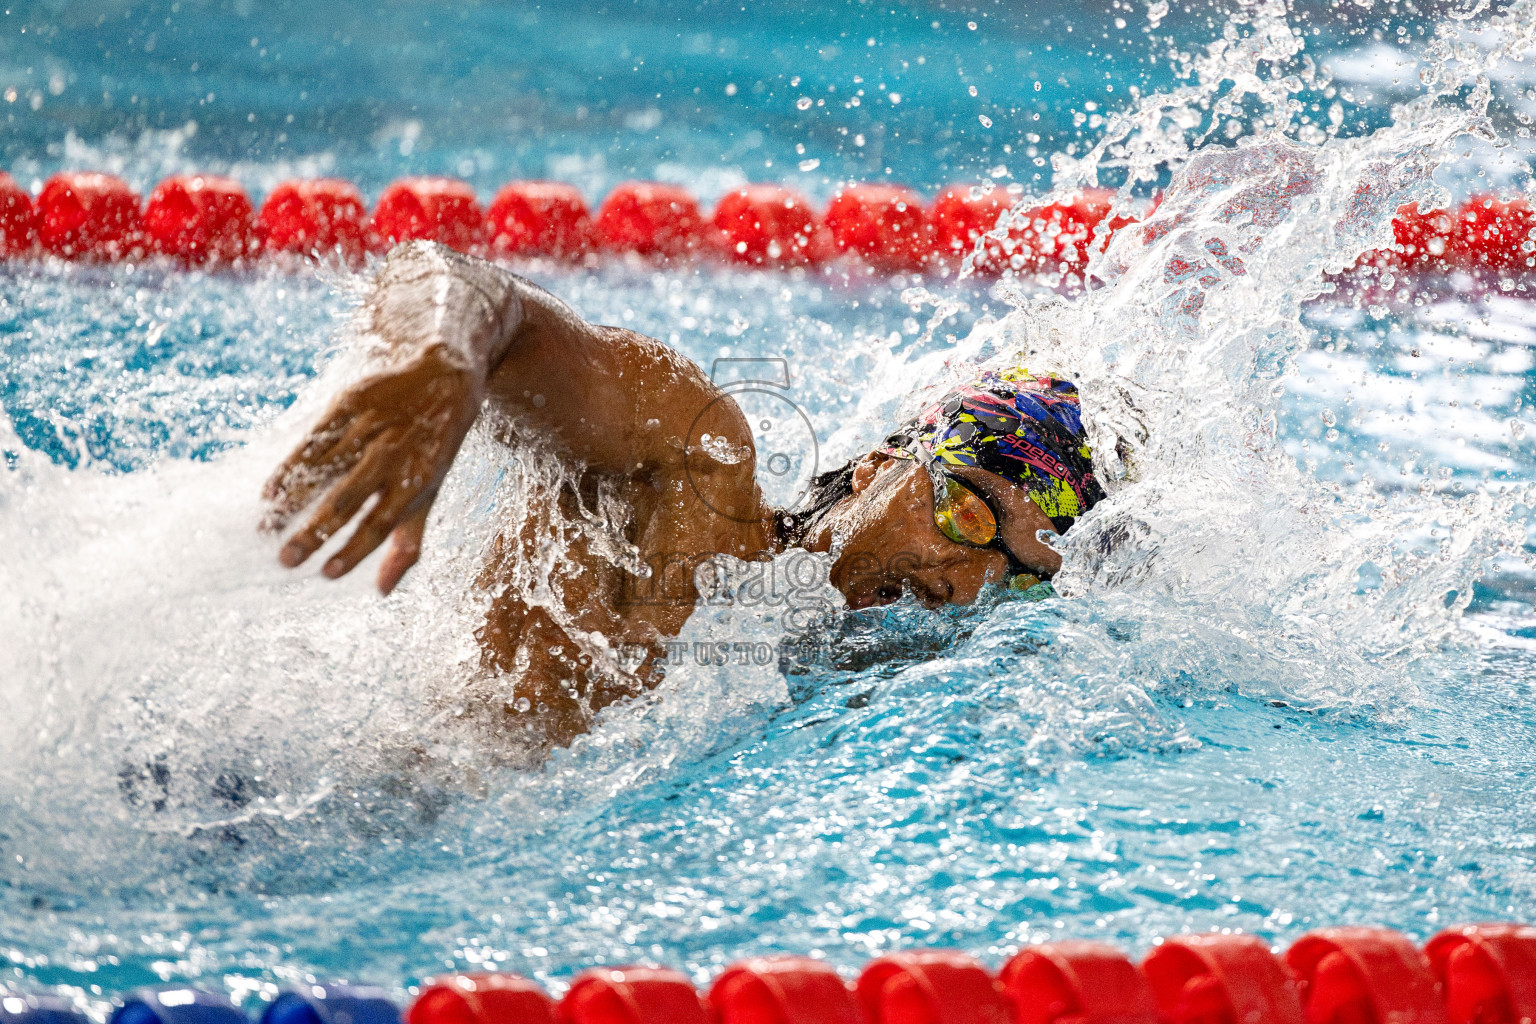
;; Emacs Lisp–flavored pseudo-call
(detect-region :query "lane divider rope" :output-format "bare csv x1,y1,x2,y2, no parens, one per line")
0,171,1530,276
2,923,1533,1024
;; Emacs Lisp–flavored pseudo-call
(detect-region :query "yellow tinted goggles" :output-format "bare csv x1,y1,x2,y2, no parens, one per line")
928,466,1044,588
932,471,1001,548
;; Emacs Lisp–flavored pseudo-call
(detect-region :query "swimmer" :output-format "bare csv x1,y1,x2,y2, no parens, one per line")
262,241,1105,744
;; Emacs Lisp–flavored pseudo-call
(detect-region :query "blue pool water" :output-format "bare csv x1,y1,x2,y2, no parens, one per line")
3,0,1536,1012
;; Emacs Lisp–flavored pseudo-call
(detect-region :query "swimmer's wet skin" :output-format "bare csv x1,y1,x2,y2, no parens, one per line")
262,240,1101,745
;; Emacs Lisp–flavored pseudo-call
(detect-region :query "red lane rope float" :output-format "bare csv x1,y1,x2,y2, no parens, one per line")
710,956,864,1024
1004,189,1134,277
1452,196,1536,271
1286,926,1450,1024
1380,202,1460,271
4,171,1534,273
258,178,368,261
1001,941,1160,1024
1424,925,1536,1024
372,176,487,252
930,184,1011,269
392,924,1536,1024
558,967,709,1024
487,180,592,260
0,172,37,256
1356,196,1536,275
1142,933,1303,1024
824,183,932,273
36,171,141,260
408,973,556,1024
712,184,828,266
595,182,707,258
928,185,1136,277
143,174,257,265
855,950,1011,1024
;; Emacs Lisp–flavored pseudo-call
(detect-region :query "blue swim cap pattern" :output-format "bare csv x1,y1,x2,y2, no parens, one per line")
878,367,1105,530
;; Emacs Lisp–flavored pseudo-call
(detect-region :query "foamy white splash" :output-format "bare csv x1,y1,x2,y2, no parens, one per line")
878,0,1536,713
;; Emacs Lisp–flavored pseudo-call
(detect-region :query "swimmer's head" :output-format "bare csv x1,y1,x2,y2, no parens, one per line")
787,368,1103,609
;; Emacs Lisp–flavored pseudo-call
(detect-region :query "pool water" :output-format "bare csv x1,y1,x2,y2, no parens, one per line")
3,0,1536,1011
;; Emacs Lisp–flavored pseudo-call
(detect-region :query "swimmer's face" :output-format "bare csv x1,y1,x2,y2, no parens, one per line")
825,453,1062,610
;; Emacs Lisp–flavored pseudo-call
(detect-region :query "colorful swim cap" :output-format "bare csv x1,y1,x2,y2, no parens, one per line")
878,367,1105,531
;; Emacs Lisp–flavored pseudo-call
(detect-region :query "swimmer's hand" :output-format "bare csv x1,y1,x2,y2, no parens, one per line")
258,238,762,596
261,345,482,594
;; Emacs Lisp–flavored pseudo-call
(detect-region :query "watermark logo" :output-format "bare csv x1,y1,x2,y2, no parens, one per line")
617,547,838,629
684,357,820,522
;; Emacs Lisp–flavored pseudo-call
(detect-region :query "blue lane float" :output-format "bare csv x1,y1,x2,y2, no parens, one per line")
0,992,89,1024
110,989,249,1024
260,985,400,1024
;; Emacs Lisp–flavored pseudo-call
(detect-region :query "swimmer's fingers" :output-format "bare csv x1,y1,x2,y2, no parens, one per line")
377,504,431,595
261,402,354,498
322,476,434,585
277,440,395,569
260,410,379,532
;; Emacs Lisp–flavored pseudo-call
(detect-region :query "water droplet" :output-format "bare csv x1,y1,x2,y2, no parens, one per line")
796,97,812,111
1321,409,1337,427
978,115,993,128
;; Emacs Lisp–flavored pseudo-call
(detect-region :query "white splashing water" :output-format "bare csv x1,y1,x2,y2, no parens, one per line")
898,0,1536,712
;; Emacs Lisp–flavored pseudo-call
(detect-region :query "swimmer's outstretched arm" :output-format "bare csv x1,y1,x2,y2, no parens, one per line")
261,240,753,594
